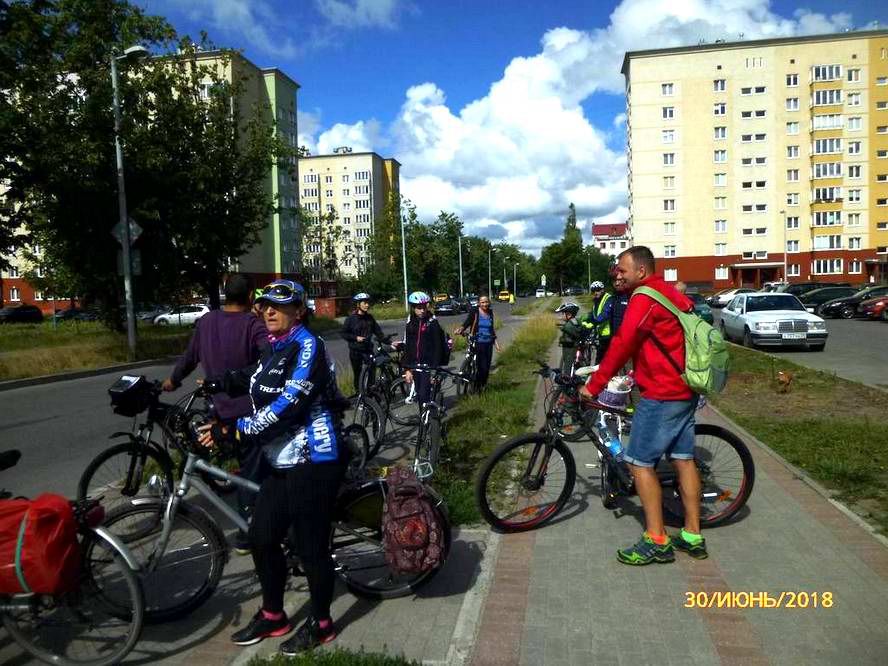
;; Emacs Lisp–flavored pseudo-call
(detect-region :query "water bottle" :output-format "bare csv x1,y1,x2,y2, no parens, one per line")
606,434,623,460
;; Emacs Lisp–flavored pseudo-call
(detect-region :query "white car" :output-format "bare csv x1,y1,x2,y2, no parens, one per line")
707,287,757,308
535,287,546,298
153,304,209,326
719,293,827,351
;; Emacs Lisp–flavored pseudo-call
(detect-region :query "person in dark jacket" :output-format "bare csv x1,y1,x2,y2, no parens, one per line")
162,273,268,553
199,279,348,654
402,291,446,404
455,294,501,391
341,292,385,393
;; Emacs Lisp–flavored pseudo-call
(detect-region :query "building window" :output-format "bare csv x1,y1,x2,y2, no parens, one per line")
878,222,888,230
745,57,764,69
813,89,843,106
847,213,861,226
787,169,799,182
849,259,862,274
813,235,842,250
714,197,727,210
355,171,370,180
342,189,350,196
848,164,862,179
713,102,726,116
813,211,842,226
324,175,333,184
713,150,727,163
879,150,888,159
878,101,888,110
713,79,726,92
878,126,888,134
714,173,727,186
813,186,842,202
663,152,675,166
786,121,799,134
786,98,799,111
879,198,888,206
813,162,842,178
325,190,333,197
713,126,727,139
755,156,767,165
664,245,676,258
813,114,843,130
715,243,727,256
786,193,799,206
879,174,888,182
847,68,860,82
786,73,798,87
9,286,21,301
786,145,799,159
848,141,862,155
303,174,318,184
814,138,842,154
34,291,44,301
812,258,843,275
788,264,801,277
847,92,861,107
848,117,862,131
848,237,862,249
715,266,729,280
813,64,842,81
663,199,676,212
714,219,727,233
8,266,18,278
664,268,678,281
664,222,676,235
878,77,888,86
786,240,800,253
662,129,675,143
662,106,675,120
786,216,799,229
848,189,861,203
663,175,675,189
662,82,674,95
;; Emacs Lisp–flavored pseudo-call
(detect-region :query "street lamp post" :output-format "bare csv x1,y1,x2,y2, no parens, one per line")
111,44,149,361
401,210,409,313
488,247,497,297
587,250,591,291
457,232,464,298
513,262,518,296
780,209,787,283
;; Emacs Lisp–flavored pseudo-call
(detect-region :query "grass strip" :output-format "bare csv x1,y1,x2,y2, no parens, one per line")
250,647,418,665
712,344,888,533
433,313,559,525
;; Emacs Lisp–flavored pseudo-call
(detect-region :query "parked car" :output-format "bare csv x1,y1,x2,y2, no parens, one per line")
561,286,584,296
685,293,714,325
51,307,99,322
719,293,827,351
760,281,788,293
799,286,858,314
497,290,511,302
858,294,888,320
137,305,170,322
433,293,450,303
434,298,462,316
0,303,44,324
465,293,480,308
707,287,756,308
153,304,209,326
453,297,470,312
776,282,848,297
535,287,546,298
817,285,888,319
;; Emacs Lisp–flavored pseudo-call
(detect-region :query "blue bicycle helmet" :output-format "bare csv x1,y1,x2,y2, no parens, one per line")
408,291,431,305
254,279,306,306
353,292,371,302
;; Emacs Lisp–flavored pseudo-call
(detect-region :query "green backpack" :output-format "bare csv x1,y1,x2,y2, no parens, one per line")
632,286,729,397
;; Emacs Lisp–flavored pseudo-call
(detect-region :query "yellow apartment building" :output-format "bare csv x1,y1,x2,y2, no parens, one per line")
297,150,400,279
622,29,888,289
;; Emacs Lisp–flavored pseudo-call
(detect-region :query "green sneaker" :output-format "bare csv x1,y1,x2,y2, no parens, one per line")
673,531,708,560
617,533,674,566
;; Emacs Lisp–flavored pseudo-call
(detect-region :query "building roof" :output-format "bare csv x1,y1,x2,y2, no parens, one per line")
171,49,301,89
260,67,300,90
299,151,401,166
593,222,628,238
621,28,888,77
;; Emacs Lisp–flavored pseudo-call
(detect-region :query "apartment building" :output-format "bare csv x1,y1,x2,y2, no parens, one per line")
297,150,400,279
623,29,888,289
0,51,300,311
592,222,631,256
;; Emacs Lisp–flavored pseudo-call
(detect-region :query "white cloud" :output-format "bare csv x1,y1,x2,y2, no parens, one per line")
314,0,405,30
299,0,864,254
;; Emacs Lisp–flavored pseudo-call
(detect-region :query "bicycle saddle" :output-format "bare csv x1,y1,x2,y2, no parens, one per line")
573,365,599,378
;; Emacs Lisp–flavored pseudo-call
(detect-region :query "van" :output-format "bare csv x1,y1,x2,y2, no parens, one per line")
535,287,546,298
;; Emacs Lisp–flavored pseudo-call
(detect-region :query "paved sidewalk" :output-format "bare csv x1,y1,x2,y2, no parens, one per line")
471,384,888,665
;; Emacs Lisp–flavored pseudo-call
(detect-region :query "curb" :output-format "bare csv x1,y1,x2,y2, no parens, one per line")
707,402,888,549
0,356,181,392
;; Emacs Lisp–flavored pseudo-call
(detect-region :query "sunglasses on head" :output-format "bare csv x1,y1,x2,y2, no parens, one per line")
262,283,300,299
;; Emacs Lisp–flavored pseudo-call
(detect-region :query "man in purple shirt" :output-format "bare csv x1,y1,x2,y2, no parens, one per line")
163,273,267,553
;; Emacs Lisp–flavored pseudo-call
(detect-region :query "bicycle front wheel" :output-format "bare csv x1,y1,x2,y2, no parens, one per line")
332,482,450,599
475,433,576,532
544,387,586,442
456,355,475,396
98,499,228,623
387,377,419,426
354,397,387,460
660,424,756,528
77,441,175,515
2,529,144,666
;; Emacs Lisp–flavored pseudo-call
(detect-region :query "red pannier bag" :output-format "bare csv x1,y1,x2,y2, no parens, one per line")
0,494,81,595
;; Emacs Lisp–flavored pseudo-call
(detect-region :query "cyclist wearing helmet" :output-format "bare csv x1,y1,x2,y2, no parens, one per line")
403,291,446,404
583,280,614,364
342,292,385,392
199,279,349,655
555,302,583,376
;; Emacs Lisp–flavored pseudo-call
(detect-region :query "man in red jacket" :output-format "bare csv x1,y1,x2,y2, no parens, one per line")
580,247,706,565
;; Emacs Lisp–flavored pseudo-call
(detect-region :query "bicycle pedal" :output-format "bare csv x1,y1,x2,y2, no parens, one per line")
584,463,599,469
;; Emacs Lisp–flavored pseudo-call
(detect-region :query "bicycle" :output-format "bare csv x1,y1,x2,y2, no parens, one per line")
475,368,755,533
539,363,599,442
77,377,238,516
1,450,145,666
455,335,478,396
96,423,449,623
352,333,405,459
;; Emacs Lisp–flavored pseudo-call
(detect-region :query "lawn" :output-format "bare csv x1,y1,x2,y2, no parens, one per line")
712,344,888,533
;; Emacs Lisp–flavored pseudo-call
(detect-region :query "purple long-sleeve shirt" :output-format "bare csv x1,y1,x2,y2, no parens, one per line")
170,310,268,420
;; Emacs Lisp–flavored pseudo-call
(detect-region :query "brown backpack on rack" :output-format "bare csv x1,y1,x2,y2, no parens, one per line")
381,467,445,574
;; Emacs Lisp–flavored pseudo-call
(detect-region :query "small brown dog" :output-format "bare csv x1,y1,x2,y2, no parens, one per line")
776,370,795,393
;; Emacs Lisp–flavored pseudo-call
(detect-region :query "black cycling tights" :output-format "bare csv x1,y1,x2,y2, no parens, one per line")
249,462,345,618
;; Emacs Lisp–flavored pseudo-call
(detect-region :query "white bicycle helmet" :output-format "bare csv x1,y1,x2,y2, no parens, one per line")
555,302,580,316
353,292,371,301
408,291,431,305
590,280,605,290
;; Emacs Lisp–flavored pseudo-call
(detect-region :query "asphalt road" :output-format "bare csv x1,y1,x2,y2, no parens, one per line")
0,297,536,499
712,309,888,389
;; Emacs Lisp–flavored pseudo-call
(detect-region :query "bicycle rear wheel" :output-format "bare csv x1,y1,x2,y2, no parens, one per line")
353,397,387,459
660,424,756,528
77,441,175,515
456,355,475,396
332,482,450,599
1,529,144,666
97,499,228,623
475,433,576,532
387,377,419,426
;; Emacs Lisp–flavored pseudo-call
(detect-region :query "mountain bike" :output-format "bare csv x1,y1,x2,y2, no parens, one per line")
538,363,603,442
0,450,144,666
475,370,755,533
96,424,449,623
455,335,478,396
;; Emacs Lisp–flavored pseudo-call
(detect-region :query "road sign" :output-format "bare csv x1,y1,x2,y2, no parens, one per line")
117,249,142,276
493,279,500,287
111,217,143,246
541,274,547,287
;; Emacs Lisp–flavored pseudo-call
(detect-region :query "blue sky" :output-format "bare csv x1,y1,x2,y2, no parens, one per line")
141,0,888,253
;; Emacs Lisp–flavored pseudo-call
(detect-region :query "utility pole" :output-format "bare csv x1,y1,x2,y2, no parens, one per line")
401,211,409,312
781,209,787,283
458,233,464,298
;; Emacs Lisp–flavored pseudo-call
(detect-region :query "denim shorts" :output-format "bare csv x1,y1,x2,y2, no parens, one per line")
622,397,697,467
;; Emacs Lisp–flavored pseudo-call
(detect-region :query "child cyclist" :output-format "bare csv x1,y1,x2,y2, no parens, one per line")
402,291,447,404
556,302,583,376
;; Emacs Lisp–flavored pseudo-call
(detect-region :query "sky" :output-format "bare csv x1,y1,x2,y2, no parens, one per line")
140,0,888,255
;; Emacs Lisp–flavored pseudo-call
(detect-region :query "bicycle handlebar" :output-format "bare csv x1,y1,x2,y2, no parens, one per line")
402,363,464,380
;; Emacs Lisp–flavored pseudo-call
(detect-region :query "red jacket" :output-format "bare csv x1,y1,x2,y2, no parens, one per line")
585,275,693,401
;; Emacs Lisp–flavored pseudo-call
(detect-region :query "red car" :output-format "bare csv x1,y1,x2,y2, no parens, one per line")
857,295,888,321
